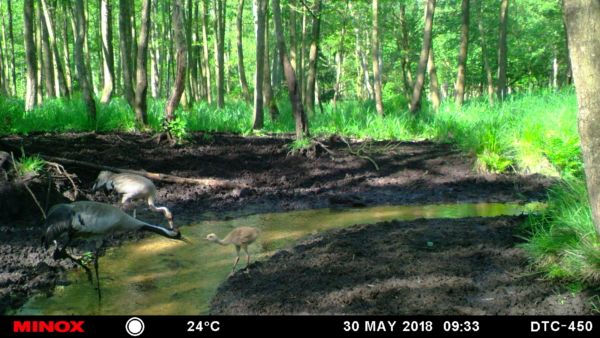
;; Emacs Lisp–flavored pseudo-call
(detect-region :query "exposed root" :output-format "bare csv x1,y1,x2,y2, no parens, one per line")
339,136,380,171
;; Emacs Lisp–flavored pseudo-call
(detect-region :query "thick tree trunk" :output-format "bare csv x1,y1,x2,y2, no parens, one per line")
201,0,212,103
24,0,37,111
150,0,161,98
305,0,321,115
237,0,251,102
134,0,151,125
35,3,43,103
165,0,187,122
299,5,307,103
215,0,226,108
455,0,469,106
497,0,509,100
478,0,494,105
60,1,73,93
289,0,297,72
427,47,442,110
74,0,97,121
371,0,384,116
40,0,69,98
252,0,267,129
272,0,309,139
409,0,435,114
119,0,134,107
563,0,600,237
349,2,372,100
100,0,115,103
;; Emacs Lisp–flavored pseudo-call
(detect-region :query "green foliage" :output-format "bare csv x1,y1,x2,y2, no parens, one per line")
166,115,189,144
14,154,45,177
522,178,600,283
288,137,312,151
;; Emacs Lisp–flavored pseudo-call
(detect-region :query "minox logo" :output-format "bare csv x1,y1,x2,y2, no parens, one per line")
13,320,85,333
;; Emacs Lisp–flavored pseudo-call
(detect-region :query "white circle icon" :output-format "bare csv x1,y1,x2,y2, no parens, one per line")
125,317,145,336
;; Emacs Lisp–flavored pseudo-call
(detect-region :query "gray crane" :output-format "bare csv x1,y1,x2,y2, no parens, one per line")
92,171,174,229
206,226,260,276
42,201,187,301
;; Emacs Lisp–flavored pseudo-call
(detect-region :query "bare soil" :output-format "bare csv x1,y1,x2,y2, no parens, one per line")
1,132,592,315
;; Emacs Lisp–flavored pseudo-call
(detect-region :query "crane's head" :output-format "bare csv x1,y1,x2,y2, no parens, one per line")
205,233,219,242
92,171,115,191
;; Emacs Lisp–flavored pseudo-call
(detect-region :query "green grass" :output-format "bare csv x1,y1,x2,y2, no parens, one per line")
14,154,45,177
1,88,598,283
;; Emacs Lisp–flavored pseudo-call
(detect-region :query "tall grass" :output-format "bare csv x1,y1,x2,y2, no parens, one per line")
1,88,598,283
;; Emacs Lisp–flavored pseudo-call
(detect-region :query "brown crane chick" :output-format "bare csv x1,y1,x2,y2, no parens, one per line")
206,226,260,276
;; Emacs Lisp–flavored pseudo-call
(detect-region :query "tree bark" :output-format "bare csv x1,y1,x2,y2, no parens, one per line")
399,4,413,95
60,1,73,93
134,0,151,125
119,0,134,107
7,0,17,96
237,0,251,102
477,0,494,105
252,0,267,129
40,0,69,98
215,0,226,108
349,2,372,100
99,0,115,103
272,0,309,139
305,0,321,115
201,0,212,103
150,0,161,98
74,0,96,121
455,0,469,106
409,0,435,114
35,3,43,103
563,0,600,236
24,0,37,111
497,0,509,100
371,0,384,116
427,46,442,110
41,10,55,98
333,3,347,107
263,8,278,120
289,0,297,72
165,0,187,122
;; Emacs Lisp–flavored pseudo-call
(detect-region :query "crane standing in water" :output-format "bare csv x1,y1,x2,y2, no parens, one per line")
42,201,186,301
92,171,174,229
206,226,260,276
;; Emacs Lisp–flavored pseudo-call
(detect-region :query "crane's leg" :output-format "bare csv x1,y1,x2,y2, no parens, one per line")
52,241,93,284
229,246,241,277
93,249,102,302
243,245,251,269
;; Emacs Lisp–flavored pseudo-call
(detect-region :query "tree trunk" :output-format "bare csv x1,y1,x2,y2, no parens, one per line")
74,0,96,121
184,0,195,104
201,0,212,103
0,7,7,96
305,0,321,115
455,0,469,106
478,0,494,105
497,0,509,100
40,0,69,98
333,4,347,107
165,0,187,122
263,9,278,120
35,3,43,103
272,0,309,139
563,0,600,237
41,10,55,98
24,0,37,110
215,0,226,108
134,0,151,125
427,46,441,110
399,4,413,96
299,5,307,103
7,0,16,95
99,0,115,102
409,0,435,114
289,0,297,72
119,0,134,107
60,1,73,93
349,2,372,100
83,0,94,93
237,0,251,102
371,0,384,116
150,0,161,98
252,0,267,129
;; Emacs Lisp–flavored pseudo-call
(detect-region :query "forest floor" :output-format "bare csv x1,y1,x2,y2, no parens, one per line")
0,132,594,314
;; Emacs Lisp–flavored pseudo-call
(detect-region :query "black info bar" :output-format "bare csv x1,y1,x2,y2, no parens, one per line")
0,316,597,337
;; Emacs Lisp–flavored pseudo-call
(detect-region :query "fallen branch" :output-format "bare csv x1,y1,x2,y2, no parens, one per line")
45,161,79,200
40,155,245,188
339,137,380,171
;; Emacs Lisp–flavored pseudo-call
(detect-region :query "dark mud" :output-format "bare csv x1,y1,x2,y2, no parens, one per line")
210,216,595,315
0,132,562,314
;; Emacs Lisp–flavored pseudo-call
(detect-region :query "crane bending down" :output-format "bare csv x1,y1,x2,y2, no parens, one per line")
206,226,260,276
41,201,186,301
92,171,174,229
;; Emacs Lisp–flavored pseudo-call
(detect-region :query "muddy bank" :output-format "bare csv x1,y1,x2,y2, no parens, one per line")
210,216,595,315
0,132,554,314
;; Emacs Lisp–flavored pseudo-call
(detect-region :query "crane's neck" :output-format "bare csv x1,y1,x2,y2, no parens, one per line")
137,221,181,239
213,238,230,246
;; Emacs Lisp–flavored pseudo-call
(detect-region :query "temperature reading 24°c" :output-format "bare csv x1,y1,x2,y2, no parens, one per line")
187,321,220,332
